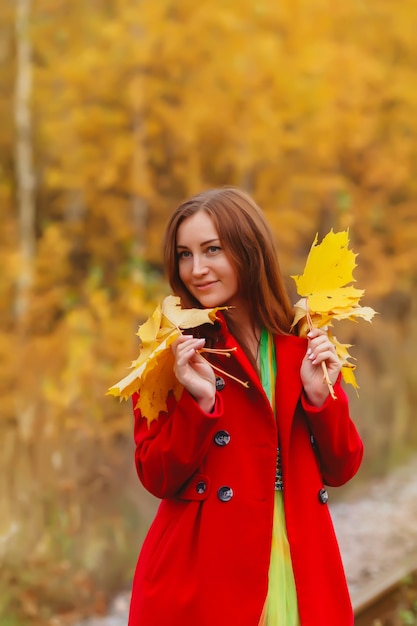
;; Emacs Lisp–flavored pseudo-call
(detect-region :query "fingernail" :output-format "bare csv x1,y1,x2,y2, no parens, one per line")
307,348,312,356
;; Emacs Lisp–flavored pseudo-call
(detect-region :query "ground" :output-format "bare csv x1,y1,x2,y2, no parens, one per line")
332,453,417,608
76,454,417,625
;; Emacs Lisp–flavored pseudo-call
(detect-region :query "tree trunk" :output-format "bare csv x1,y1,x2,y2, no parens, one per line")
131,85,149,262
14,0,37,489
14,0,35,321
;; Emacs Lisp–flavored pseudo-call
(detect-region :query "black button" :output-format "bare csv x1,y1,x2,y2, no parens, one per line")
215,376,225,391
196,481,206,494
214,430,231,446
218,486,233,502
318,488,329,504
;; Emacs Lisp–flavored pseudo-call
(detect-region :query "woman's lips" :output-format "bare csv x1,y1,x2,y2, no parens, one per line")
194,281,218,291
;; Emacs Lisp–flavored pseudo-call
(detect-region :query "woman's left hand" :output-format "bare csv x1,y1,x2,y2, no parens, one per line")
300,327,341,407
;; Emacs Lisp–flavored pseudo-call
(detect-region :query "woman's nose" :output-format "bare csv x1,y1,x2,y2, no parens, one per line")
192,256,209,276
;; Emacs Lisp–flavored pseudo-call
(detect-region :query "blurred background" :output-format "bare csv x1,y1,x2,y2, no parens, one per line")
1,0,417,624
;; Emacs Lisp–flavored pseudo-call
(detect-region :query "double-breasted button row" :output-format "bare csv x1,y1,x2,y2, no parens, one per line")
194,364,232,501
194,482,234,502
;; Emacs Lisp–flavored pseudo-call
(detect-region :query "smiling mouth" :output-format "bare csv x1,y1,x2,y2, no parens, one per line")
195,281,218,291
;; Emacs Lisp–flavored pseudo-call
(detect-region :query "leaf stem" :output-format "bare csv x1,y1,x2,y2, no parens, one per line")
198,351,249,388
200,347,237,358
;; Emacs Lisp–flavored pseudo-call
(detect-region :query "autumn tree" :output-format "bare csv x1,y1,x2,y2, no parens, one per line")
1,0,417,621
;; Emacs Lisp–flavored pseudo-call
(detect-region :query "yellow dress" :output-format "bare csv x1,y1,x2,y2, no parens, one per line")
258,329,300,626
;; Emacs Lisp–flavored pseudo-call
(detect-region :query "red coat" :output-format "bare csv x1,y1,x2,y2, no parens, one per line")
128,319,363,626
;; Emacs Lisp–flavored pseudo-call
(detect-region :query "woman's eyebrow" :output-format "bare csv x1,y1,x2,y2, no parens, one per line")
176,238,220,248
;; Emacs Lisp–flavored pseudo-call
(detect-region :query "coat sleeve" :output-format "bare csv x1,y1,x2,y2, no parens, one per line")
301,381,364,487
132,389,223,499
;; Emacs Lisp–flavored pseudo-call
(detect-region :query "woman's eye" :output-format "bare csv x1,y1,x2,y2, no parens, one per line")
178,250,191,259
207,246,221,254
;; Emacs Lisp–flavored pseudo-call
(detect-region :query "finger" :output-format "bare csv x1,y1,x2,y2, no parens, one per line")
172,334,198,348
172,335,204,353
308,343,337,363
174,338,205,365
307,334,335,356
307,326,328,339
308,349,337,366
308,331,331,346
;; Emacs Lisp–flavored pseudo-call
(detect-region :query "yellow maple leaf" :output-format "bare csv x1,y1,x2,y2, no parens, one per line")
327,331,359,391
292,230,358,299
136,345,183,422
340,363,359,392
107,295,226,424
291,229,377,395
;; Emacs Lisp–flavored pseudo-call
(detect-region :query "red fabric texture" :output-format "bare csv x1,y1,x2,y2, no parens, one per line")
128,321,363,626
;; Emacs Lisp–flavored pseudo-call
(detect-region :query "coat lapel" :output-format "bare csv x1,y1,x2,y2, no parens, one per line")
214,315,308,443
217,318,275,418
274,334,307,467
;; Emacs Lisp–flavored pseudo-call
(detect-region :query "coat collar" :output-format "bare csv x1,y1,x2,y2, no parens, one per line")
213,313,307,429
274,334,307,451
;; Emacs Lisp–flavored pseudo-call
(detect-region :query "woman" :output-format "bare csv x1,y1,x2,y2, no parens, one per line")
128,188,363,626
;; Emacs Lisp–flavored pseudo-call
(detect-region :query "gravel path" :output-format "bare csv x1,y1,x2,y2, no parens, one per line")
77,454,417,625
332,454,417,602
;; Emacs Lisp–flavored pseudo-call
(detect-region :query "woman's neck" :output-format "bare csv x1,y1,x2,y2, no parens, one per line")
225,306,262,367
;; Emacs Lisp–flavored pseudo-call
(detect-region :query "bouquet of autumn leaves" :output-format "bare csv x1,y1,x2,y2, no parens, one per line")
108,229,376,423
290,229,376,398
108,296,236,425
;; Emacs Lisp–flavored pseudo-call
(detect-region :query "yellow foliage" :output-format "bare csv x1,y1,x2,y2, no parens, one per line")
3,0,417,619
108,296,225,424
291,230,377,391
292,230,359,302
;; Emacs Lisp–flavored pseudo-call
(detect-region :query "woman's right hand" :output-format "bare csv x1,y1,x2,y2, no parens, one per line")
171,335,216,413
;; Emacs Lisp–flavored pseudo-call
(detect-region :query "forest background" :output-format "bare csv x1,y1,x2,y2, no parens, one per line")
1,0,417,624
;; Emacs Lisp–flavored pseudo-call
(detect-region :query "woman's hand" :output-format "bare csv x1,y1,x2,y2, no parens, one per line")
172,335,216,413
300,327,341,407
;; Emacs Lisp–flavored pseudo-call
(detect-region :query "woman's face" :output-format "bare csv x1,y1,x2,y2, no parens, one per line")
176,210,241,309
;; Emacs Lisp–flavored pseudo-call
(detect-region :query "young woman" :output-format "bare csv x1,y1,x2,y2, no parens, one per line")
128,188,363,626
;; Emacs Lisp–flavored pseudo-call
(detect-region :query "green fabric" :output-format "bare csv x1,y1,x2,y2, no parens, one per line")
258,329,300,626
259,327,276,411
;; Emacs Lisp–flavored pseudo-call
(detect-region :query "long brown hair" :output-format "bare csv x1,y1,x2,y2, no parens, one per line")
163,188,294,357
